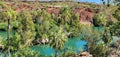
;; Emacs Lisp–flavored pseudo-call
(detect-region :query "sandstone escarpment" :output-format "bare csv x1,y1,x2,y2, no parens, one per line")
4,2,100,25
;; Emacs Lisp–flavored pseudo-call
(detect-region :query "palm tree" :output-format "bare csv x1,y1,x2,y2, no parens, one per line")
0,2,16,57
49,26,68,56
7,18,10,57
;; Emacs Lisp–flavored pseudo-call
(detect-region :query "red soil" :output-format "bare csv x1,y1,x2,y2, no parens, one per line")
3,3,100,24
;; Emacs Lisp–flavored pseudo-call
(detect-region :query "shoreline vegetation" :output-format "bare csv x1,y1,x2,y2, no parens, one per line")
0,0,120,57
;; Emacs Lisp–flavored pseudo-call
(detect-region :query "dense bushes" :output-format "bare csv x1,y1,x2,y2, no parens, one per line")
81,26,112,57
0,1,119,57
58,7,82,38
113,7,120,21
0,2,83,56
93,12,107,26
11,48,41,57
109,21,120,37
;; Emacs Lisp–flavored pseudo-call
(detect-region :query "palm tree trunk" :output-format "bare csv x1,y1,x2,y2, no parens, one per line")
7,18,10,57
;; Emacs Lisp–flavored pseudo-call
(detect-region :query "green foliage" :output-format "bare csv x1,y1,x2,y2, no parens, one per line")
0,2,17,21
57,7,81,37
0,23,7,31
102,27,113,44
0,11,7,22
93,12,107,26
0,36,5,49
113,6,120,21
17,10,36,46
10,32,21,51
0,21,19,31
0,1,118,57
67,13,81,37
35,10,53,40
111,38,120,48
30,10,68,53
49,26,68,50
50,54,55,57
12,48,41,57
81,26,111,57
109,21,120,36
62,47,76,57
59,7,72,24
90,43,110,57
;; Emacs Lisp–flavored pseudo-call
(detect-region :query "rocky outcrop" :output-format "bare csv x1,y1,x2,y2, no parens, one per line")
4,2,100,24
107,55,119,57
46,7,61,15
46,7,97,24
65,51,93,57
74,8,95,24
79,52,93,57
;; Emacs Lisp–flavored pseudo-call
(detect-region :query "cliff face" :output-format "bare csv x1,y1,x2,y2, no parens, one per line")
45,7,99,25
5,2,100,25
75,8,95,24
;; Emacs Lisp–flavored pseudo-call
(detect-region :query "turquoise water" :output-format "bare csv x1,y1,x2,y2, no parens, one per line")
30,27,104,57
0,30,86,57
0,27,104,57
0,31,7,40
0,31,14,40
31,35,86,57
31,40,86,57
31,45,55,57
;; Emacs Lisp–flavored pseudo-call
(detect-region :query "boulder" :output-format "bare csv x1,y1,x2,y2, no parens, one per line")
108,55,118,57
41,38,49,44
80,51,93,57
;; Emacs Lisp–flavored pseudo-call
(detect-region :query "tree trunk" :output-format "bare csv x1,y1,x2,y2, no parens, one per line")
7,18,10,57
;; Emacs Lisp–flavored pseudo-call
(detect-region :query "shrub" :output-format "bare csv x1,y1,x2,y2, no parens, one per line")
113,5,120,21
12,48,41,57
109,21,120,36
81,26,111,57
62,47,76,57
93,12,107,26
0,23,7,31
49,26,68,51
17,10,36,46
0,36,5,50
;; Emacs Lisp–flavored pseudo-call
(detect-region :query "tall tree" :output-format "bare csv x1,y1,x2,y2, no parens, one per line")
0,2,17,57
49,26,68,56
18,10,36,47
